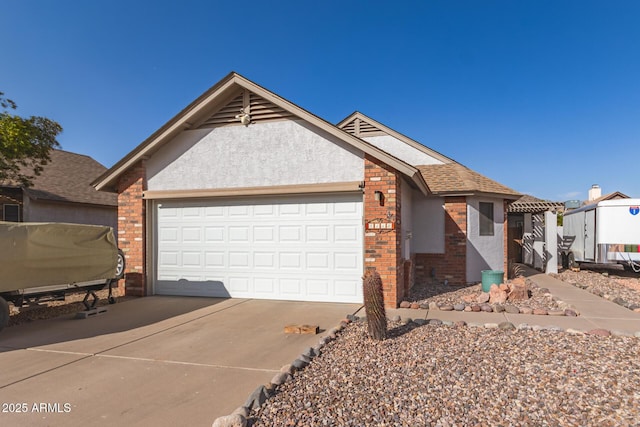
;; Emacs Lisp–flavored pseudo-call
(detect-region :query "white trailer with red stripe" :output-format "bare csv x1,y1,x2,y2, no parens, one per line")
562,199,640,272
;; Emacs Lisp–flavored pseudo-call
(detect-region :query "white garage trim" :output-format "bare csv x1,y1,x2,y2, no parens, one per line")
143,181,363,200
152,193,364,303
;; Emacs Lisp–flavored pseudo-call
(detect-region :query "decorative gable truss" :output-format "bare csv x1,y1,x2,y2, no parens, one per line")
340,116,387,138
197,89,295,128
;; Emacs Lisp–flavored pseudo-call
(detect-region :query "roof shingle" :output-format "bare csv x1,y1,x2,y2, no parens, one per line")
3,149,117,207
417,163,520,198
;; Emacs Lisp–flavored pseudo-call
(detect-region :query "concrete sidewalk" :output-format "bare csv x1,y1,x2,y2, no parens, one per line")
387,267,640,335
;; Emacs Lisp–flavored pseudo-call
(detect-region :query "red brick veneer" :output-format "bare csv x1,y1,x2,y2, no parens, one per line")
414,196,467,285
363,155,403,308
116,160,147,296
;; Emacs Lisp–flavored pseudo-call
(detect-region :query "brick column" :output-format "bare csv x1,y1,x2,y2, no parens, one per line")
364,155,402,308
116,160,147,296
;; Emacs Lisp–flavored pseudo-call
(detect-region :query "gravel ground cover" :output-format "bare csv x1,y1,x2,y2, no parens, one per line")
406,279,564,314
250,321,640,427
551,269,640,312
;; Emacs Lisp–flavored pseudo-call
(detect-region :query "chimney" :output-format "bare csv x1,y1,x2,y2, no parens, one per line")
588,184,601,201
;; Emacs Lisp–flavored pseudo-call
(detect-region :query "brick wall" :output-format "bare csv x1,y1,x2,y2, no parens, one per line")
415,196,467,285
363,155,403,308
116,160,147,296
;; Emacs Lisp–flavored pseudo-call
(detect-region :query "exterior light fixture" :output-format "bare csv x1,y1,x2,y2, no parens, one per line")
374,190,384,206
235,109,251,126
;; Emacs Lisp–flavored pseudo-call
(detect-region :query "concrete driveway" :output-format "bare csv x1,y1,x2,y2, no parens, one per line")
0,297,360,426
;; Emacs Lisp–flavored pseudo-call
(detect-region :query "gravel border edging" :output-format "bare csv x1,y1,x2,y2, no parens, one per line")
211,314,640,427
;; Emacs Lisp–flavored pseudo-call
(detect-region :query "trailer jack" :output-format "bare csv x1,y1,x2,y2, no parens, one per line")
82,290,99,311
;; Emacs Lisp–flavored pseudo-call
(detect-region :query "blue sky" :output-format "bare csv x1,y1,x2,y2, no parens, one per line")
2,1,639,201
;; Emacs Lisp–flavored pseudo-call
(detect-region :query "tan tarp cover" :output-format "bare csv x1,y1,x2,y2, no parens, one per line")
0,222,118,292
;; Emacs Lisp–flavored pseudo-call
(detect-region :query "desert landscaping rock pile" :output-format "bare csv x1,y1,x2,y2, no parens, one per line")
244,269,640,426
405,276,577,316
248,320,640,426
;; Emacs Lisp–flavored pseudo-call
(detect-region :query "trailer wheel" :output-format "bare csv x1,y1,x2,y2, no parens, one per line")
567,252,578,269
0,296,9,333
115,249,126,280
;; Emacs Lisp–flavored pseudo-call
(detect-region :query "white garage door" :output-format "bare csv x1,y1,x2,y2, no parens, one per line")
154,193,363,303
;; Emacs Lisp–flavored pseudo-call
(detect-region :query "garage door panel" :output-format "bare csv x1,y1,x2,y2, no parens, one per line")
335,225,359,242
182,252,201,266
279,226,301,242
334,279,359,297
254,252,275,268
205,252,225,268
229,252,250,267
229,226,249,242
307,279,330,296
155,194,363,303
254,278,275,294
280,204,301,216
254,204,275,215
182,206,201,218
334,253,359,270
307,225,329,242
159,251,179,267
229,205,250,216
229,277,250,293
182,227,202,243
279,252,301,269
204,206,224,216
306,252,329,269
253,226,274,242
280,278,301,295
335,201,361,215
307,203,329,215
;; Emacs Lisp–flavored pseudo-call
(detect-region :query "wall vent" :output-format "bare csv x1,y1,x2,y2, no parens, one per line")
198,89,294,128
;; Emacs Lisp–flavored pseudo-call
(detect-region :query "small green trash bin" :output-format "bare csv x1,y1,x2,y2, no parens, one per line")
481,270,504,292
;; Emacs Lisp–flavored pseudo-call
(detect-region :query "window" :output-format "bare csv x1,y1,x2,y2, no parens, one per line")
479,202,494,236
3,204,20,222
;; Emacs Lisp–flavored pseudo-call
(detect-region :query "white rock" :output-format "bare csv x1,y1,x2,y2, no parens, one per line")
212,414,246,427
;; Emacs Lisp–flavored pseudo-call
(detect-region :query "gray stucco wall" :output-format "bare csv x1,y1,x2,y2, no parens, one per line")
411,194,445,253
363,135,444,166
400,179,413,259
466,196,505,282
147,120,365,191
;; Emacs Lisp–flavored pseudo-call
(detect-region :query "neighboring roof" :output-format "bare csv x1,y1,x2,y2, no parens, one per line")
2,149,117,207
508,194,564,213
585,191,629,205
337,112,455,165
92,72,430,196
417,163,521,199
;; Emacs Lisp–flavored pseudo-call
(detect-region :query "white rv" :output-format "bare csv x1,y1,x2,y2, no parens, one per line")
562,199,640,272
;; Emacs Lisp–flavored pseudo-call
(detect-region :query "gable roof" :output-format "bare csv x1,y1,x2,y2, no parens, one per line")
3,149,117,207
417,163,520,199
587,191,629,204
340,112,519,199
92,72,429,196
338,112,454,165
508,194,564,213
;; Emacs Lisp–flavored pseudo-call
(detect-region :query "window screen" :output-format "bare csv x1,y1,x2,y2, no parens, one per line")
3,204,20,222
479,202,494,236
